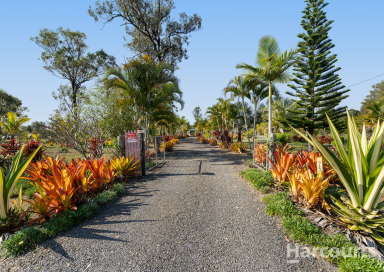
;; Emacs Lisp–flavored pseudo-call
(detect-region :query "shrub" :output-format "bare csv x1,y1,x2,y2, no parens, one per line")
23,140,45,162
208,139,217,146
276,133,291,146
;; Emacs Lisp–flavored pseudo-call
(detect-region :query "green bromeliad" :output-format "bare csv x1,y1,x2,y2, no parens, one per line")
0,144,41,220
291,110,384,243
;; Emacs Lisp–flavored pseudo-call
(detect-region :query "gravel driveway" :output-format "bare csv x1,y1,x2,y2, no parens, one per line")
1,137,333,272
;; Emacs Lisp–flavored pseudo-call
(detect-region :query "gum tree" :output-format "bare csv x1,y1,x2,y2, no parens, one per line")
31,27,116,110
88,0,202,67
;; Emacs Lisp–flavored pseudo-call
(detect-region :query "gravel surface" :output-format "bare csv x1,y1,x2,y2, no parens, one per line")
0,137,335,271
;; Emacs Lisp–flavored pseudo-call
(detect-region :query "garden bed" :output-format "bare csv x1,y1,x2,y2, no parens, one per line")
239,168,384,271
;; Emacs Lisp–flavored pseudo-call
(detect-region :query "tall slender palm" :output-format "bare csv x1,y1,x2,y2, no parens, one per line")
216,98,232,129
178,116,188,134
227,103,242,138
237,35,298,163
224,76,252,148
0,112,30,139
273,98,298,130
104,60,179,129
247,80,275,143
206,104,221,131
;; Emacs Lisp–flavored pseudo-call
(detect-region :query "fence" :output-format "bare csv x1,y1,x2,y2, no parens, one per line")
145,136,165,171
252,135,268,171
125,130,140,162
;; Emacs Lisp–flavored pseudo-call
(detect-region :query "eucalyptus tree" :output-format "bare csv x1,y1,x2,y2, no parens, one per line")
88,0,202,68
237,35,298,163
224,76,252,148
31,27,116,110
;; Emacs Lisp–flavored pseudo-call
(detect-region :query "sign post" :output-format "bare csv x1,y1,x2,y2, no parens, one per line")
139,129,146,176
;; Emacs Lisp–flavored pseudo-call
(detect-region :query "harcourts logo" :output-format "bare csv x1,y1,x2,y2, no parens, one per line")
287,243,372,264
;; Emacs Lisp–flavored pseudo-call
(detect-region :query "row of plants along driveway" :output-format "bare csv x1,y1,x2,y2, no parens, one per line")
238,111,384,271
0,135,185,257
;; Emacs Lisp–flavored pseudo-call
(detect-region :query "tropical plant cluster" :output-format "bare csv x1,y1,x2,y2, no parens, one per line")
0,145,140,240
249,110,384,255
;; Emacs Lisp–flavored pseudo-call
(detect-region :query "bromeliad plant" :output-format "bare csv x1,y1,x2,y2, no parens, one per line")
1,145,41,221
291,110,384,244
111,156,141,180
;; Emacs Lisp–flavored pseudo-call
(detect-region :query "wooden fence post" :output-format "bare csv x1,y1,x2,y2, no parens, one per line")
117,135,125,157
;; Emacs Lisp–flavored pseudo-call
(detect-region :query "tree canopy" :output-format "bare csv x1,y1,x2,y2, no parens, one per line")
286,0,349,136
0,89,27,117
88,0,202,67
361,80,384,114
31,27,116,109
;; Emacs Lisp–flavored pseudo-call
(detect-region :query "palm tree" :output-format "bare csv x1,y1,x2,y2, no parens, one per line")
216,98,232,129
104,58,179,130
224,76,252,148
247,80,279,145
178,116,188,135
237,35,298,164
273,98,298,131
227,103,242,138
0,112,30,139
206,104,221,131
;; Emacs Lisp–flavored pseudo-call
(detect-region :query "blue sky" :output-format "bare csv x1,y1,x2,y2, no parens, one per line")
1,0,383,125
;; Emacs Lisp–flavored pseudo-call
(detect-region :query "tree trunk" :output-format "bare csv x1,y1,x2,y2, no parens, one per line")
268,81,276,168
237,122,241,142
233,120,235,138
253,100,258,153
241,98,251,151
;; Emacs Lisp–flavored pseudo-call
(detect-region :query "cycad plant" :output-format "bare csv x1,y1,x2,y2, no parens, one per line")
291,110,384,243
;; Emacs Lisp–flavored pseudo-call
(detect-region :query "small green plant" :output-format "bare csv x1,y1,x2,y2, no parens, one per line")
146,161,156,169
240,168,273,193
94,190,117,205
112,183,125,196
58,147,69,153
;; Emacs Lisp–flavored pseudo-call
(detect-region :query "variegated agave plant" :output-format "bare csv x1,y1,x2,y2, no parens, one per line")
291,111,384,244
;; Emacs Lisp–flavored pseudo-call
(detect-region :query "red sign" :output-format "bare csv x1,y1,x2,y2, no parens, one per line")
126,133,137,143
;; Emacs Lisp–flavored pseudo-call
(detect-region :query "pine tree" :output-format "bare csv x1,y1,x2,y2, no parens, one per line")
286,0,349,144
